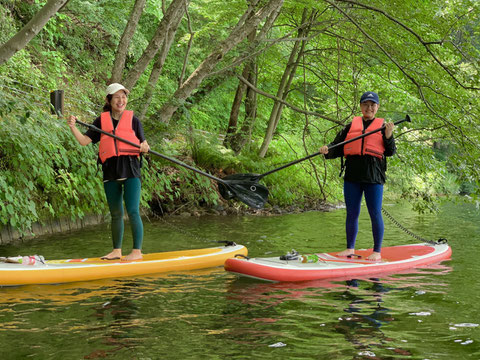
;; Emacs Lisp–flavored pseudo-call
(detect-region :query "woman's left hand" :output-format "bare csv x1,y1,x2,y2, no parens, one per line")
140,140,150,153
385,122,394,139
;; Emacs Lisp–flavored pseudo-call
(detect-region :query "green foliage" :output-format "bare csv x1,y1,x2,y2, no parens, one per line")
188,130,240,172
257,136,343,206
0,85,106,234
386,127,465,213
141,156,220,213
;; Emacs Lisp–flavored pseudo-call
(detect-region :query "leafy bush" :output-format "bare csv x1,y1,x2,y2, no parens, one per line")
0,86,106,234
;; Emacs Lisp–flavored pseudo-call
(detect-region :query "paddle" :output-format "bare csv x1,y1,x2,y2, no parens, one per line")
50,90,269,209
222,115,411,184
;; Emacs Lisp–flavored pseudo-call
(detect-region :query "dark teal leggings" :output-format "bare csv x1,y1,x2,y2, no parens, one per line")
104,178,143,250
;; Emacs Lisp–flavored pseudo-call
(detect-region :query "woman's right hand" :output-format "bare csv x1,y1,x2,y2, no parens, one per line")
319,146,329,155
67,116,92,146
67,115,77,129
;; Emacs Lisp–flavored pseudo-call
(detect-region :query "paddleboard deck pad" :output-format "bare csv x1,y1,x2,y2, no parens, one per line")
0,243,247,286
224,242,451,282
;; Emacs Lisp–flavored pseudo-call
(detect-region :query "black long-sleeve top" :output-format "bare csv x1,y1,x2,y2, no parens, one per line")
325,118,396,184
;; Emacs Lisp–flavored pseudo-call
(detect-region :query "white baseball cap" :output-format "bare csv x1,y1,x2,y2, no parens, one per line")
106,83,130,96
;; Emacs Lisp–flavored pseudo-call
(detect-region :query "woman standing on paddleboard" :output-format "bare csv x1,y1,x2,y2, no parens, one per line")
319,91,396,261
67,83,150,261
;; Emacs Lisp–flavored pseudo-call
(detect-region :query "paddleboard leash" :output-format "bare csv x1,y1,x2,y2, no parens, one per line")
381,207,448,245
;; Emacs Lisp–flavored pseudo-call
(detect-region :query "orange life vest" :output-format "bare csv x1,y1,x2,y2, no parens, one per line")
343,116,385,159
98,110,140,163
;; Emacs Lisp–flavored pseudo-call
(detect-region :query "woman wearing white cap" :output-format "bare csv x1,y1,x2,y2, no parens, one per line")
67,83,150,261
319,92,396,261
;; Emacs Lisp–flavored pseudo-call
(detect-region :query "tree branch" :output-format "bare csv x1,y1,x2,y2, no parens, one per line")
236,74,343,125
332,0,480,91
0,0,70,66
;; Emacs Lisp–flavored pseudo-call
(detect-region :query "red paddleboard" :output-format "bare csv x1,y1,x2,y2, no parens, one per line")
224,242,451,282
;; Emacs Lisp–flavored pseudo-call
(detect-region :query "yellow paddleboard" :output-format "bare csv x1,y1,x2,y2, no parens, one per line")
0,243,247,286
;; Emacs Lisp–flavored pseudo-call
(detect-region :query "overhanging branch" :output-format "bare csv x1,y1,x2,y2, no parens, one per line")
237,74,343,125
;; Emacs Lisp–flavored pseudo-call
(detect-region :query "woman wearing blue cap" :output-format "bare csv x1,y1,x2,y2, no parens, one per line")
319,92,396,261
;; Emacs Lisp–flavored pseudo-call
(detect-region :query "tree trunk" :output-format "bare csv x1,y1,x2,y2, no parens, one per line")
228,25,259,153
137,2,186,121
258,8,310,158
156,0,284,124
272,37,308,130
123,0,189,90
223,6,258,149
110,0,146,84
223,65,250,147
230,61,258,154
0,0,70,66
137,49,167,121
178,4,194,87
224,2,280,150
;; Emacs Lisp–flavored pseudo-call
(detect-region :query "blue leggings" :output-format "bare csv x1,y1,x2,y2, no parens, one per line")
344,181,384,253
104,178,143,250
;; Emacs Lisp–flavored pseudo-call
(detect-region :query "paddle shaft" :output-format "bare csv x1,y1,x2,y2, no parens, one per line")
258,116,411,179
74,119,227,184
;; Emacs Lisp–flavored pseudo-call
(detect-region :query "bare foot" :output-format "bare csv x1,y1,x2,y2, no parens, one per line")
122,249,143,262
337,249,355,257
366,251,381,261
101,249,122,260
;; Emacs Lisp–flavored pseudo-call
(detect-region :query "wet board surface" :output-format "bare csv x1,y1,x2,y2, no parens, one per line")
224,243,451,282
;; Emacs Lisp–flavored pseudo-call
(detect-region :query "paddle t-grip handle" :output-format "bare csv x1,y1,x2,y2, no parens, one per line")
50,90,64,117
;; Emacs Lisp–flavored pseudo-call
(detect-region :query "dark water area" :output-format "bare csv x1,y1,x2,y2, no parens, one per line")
0,200,478,359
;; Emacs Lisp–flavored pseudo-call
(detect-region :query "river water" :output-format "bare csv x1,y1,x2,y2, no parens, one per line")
0,200,478,359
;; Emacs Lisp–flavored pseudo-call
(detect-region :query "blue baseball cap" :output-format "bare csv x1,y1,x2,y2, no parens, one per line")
360,91,379,104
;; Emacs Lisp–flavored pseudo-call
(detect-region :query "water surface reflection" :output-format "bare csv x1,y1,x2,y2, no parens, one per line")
0,201,478,359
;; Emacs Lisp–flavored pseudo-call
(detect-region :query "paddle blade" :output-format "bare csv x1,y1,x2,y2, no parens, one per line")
218,174,269,209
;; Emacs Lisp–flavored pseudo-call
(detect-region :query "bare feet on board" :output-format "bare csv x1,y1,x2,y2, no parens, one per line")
337,249,355,257
366,251,381,261
122,249,143,262
101,249,122,260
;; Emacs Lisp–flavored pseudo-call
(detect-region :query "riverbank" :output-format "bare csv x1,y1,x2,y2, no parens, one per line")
0,200,342,245
0,214,107,245
165,200,342,218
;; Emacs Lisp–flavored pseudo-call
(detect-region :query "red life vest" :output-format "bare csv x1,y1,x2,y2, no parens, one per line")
98,110,140,163
343,116,385,159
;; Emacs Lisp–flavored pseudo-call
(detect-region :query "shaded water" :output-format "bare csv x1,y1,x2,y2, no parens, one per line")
0,201,478,359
